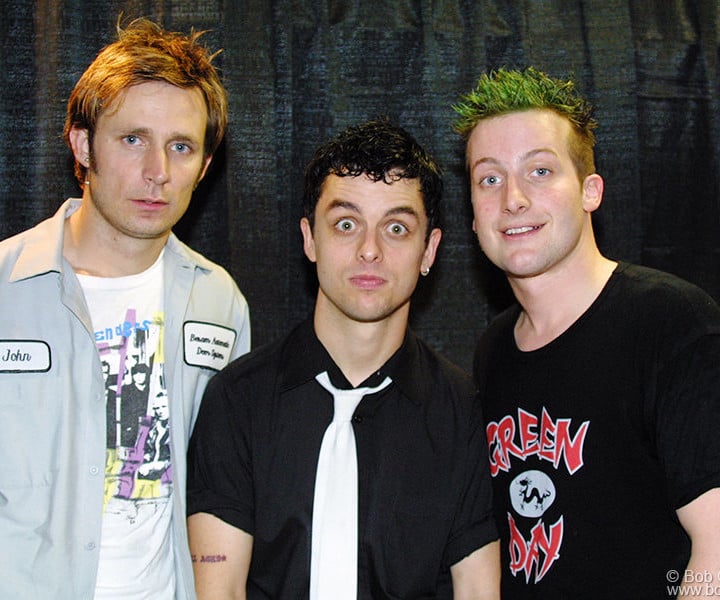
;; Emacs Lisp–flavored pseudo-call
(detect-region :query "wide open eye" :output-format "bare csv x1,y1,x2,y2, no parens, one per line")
335,218,356,232
386,222,409,236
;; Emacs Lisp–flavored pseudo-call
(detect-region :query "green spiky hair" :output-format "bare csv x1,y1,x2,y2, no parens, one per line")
452,67,597,143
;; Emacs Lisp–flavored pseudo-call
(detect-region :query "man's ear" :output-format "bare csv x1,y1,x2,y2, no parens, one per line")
582,173,604,213
300,217,317,263
196,155,213,185
420,228,442,274
68,127,90,166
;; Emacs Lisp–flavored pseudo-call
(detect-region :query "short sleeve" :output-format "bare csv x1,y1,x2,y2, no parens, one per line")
187,370,256,535
442,392,499,568
655,333,720,509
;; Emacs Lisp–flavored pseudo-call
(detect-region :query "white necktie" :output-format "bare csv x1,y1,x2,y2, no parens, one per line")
310,371,392,600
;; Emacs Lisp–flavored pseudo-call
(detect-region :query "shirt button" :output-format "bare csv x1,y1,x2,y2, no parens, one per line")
85,542,96,551
89,466,99,476
352,415,363,423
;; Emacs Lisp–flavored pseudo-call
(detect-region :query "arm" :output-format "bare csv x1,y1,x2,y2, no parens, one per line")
188,512,254,600
676,488,720,599
450,540,501,600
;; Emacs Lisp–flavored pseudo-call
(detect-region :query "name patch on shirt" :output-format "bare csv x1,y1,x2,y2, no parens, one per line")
183,322,237,371
0,340,51,373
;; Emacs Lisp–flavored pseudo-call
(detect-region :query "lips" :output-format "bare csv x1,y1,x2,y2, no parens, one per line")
350,274,386,289
503,225,541,235
132,198,168,208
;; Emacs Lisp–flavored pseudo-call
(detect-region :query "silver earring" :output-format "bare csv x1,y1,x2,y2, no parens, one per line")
421,267,430,276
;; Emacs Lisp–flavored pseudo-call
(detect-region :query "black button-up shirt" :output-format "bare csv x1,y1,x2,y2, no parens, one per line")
188,318,497,599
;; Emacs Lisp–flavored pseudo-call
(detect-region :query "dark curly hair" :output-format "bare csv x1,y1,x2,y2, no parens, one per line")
303,118,442,240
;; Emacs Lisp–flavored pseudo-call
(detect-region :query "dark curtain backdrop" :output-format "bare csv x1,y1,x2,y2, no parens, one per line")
2,1,719,372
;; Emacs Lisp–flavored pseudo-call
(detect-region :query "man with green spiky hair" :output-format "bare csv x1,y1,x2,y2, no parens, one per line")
454,66,597,182
454,67,720,599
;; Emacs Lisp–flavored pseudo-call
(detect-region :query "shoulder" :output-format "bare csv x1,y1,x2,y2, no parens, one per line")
207,325,301,393
165,234,239,288
404,332,477,406
400,336,487,451
482,304,520,340
164,235,248,321
0,207,59,257
195,334,287,431
612,262,720,332
616,262,714,300
412,332,471,377
0,229,26,265
0,225,31,250
0,208,67,281
473,304,520,365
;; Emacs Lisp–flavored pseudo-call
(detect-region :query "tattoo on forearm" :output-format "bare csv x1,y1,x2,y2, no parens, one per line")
192,554,228,564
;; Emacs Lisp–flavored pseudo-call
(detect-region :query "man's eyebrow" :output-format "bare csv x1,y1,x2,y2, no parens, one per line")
520,147,559,161
469,148,559,172
325,200,420,220
169,132,202,144
469,156,500,172
326,199,360,213
384,206,420,220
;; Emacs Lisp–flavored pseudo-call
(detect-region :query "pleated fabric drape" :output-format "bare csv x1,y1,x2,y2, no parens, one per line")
2,0,718,371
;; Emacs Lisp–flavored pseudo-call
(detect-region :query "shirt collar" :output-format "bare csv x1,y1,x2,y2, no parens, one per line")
9,198,78,283
279,316,425,406
8,198,210,284
279,318,339,391
379,328,424,406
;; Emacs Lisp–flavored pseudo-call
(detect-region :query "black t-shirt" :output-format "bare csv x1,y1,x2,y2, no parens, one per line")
475,262,720,599
188,318,498,599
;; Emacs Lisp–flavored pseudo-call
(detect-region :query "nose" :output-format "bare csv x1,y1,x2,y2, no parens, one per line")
358,229,382,263
503,176,529,214
143,147,169,185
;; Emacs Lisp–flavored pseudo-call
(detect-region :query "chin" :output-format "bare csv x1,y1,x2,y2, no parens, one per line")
340,305,394,324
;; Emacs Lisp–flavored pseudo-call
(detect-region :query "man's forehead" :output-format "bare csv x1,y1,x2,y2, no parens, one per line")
98,82,207,124
320,173,422,203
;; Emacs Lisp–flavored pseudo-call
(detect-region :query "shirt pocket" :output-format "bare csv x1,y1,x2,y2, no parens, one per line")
0,380,56,568
0,376,62,488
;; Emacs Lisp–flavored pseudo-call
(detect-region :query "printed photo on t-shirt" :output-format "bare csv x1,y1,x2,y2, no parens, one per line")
97,308,172,507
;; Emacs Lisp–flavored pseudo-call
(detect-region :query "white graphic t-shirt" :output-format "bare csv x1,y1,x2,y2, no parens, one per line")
78,251,175,599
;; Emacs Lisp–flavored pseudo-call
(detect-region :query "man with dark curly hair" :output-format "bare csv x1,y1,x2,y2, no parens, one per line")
187,118,500,599
454,67,720,599
0,17,250,599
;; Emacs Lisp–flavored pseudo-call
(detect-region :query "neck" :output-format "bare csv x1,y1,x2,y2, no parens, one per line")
313,295,408,387
63,197,168,277
509,247,616,351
